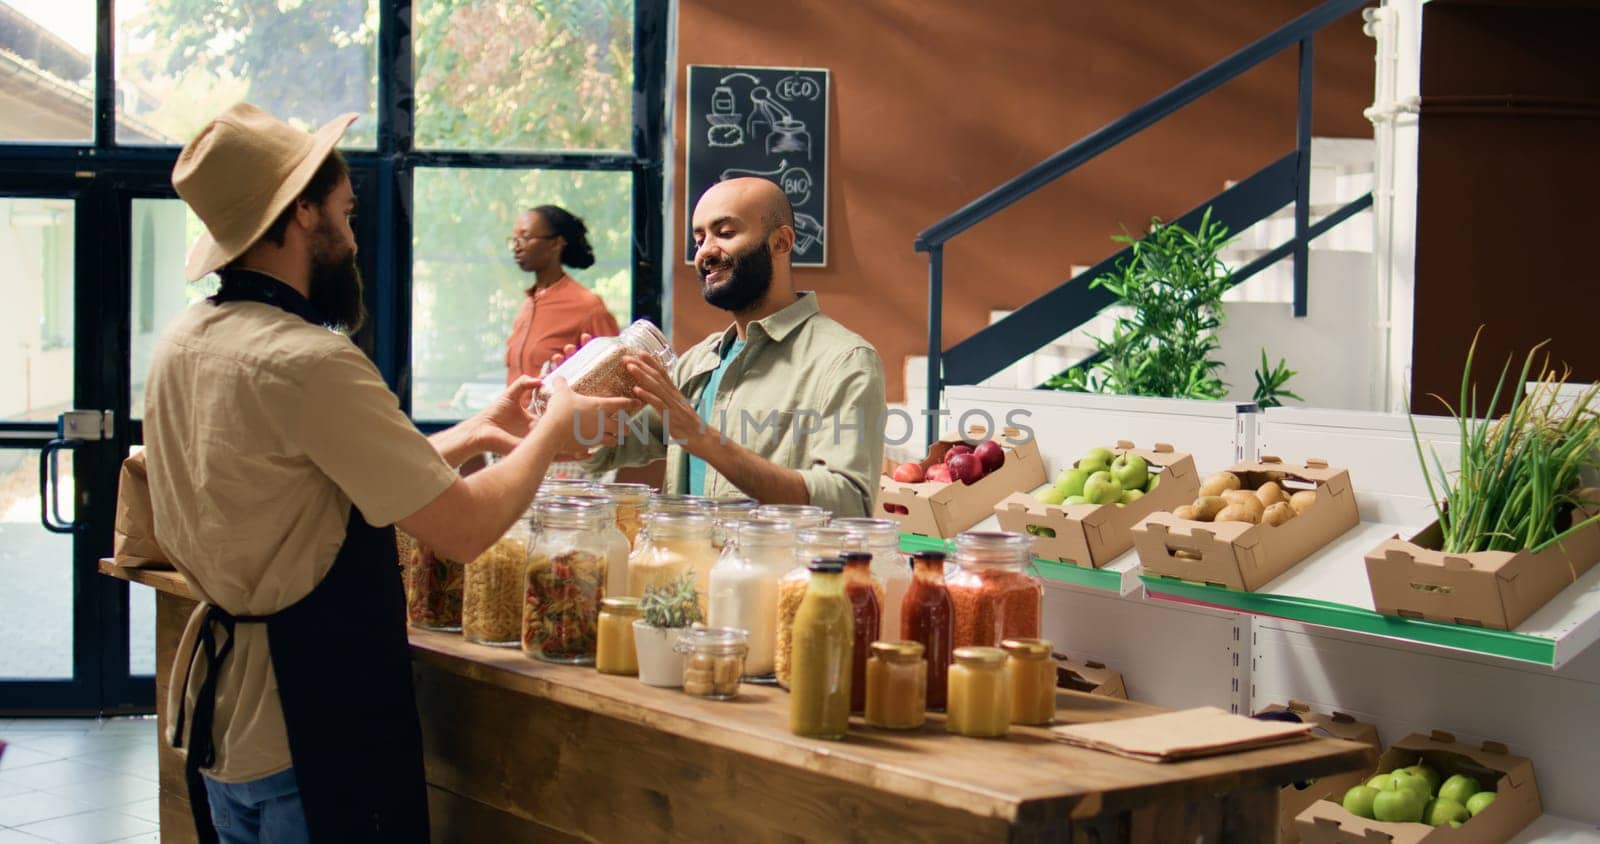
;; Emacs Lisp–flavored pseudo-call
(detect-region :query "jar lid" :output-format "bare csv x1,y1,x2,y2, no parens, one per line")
1000,638,1054,658
644,510,714,529
870,640,925,660
953,646,1009,666
674,625,749,655
540,479,601,497
753,504,830,527
842,551,873,567
807,557,845,574
831,517,901,544
601,596,642,614
648,493,716,514
714,497,759,514
547,493,617,515
597,482,652,503
954,531,1031,563
795,526,856,547
734,518,795,542
537,498,609,526
912,550,947,563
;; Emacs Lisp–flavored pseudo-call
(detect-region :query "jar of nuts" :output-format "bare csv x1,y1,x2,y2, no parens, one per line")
531,320,675,415
673,626,748,700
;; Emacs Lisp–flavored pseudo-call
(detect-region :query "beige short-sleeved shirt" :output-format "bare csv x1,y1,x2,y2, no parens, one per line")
143,293,457,783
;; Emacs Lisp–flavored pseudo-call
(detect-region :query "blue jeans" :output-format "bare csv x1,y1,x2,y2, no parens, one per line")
202,767,311,844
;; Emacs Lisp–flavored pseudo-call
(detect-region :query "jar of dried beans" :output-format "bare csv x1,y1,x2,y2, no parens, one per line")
521,499,609,664
531,320,675,415
947,532,1043,650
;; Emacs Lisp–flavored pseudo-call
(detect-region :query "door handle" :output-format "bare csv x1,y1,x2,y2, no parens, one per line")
40,437,84,534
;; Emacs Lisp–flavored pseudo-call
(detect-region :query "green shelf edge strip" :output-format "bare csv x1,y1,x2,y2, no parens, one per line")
898,533,1556,665
1139,576,1555,666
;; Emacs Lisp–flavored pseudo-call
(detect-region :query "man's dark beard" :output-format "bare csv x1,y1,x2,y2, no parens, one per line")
701,240,772,312
307,220,365,333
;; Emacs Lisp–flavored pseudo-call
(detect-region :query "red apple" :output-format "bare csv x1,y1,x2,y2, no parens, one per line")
973,440,1005,473
948,452,985,484
925,463,953,483
892,462,925,483
946,443,973,458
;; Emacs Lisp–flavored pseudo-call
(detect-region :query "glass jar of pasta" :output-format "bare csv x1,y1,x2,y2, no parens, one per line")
462,511,535,647
521,499,609,664
550,492,632,608
399,532,464,631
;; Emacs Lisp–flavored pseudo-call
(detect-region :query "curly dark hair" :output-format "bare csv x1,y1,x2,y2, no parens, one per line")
530,204,596,270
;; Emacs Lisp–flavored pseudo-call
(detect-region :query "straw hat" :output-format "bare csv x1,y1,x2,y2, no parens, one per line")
172,103,357,281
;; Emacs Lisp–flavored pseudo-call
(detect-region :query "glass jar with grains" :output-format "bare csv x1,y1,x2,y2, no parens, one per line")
597,483,652,549
947,532,1043,649
530,319,675,415
628,511,717,612
462,509,535,647
521,499,609,664
708,518,795,680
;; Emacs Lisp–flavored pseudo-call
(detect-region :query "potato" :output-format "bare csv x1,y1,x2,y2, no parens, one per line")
1262,502,1295,527
1290,489,1318,515
1192,496,1227,521
1255,481,1287,507
1173,504,1202,521
1221,490,1265,519
1174,549,1203,561
1198,472,1243,498
1215,504,1261,524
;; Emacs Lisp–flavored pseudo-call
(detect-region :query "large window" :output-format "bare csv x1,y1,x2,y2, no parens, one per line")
0,2,95,143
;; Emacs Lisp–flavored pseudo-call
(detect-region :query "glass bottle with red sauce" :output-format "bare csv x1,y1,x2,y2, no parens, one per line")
899,550,954,711
842,551,882,712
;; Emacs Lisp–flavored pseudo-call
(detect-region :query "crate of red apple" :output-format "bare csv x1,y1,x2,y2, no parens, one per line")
994,442,1200,569
878,427,1046,538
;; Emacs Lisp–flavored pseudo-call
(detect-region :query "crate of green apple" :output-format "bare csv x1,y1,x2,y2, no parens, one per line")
1132,456,1360,592
1297,730,1541,843
878,427,1047,538
1257,701,1382,844
994,442,1200,569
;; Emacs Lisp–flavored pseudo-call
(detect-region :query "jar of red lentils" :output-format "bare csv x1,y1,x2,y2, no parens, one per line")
947,532,1043,650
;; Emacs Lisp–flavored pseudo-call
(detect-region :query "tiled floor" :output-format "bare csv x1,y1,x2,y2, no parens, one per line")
0,718,160,844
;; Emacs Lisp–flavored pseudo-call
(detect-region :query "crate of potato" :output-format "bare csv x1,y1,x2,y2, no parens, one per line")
877,427,1046,538
1132,456,1360,591
994,442,1200,569
1296,730,1540,843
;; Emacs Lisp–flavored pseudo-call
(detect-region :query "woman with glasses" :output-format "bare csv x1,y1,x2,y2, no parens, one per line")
504,204,621,385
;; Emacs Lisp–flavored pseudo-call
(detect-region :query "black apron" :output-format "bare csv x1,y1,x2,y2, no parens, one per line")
172,270,430,842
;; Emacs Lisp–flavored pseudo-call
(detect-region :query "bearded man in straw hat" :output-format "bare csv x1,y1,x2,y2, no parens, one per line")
138,103,633,843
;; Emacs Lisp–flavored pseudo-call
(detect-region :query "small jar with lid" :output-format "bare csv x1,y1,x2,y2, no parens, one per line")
521,499,609,664
597,482,652,549
531,319,676,414
865,641,927,730
552,492,632,603
775,526,859,688
708,518,795,680
674,626,749,699
596,597,642,675
947,532,1043,649
833,517,911,643
752,504,830,530
711,496,759,550
946,646,1011,738
628,512,717,612
1001,638,1056,725
462,509,535,647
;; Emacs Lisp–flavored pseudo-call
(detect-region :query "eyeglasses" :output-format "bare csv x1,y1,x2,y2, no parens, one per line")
508,234,558,248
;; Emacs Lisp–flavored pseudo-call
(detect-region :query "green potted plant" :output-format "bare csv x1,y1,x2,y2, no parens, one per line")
634,572,704,687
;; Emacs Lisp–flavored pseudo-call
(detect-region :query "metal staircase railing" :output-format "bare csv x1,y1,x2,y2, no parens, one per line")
915,0,1376,443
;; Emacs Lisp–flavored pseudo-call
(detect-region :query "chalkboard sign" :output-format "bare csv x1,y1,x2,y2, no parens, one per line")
685,65,829,267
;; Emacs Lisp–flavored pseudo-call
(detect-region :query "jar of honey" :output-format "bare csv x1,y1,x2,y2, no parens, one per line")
1001,638,1056,725
946,646,1010,738
864,641,926,730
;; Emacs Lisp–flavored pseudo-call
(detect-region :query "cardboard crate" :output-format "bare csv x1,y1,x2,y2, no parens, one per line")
1296,730,1541,844
1053,653,1127,699
877,427,1046,538
995,442,1200,569
1257,701,1381,844
1365,494,1600,630
1132,457,1360,592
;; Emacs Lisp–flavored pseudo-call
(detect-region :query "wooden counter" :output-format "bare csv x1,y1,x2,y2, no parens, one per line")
102,560,1373,843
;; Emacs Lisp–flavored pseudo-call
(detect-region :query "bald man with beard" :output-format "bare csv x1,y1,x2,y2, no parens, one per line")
585,177,887,516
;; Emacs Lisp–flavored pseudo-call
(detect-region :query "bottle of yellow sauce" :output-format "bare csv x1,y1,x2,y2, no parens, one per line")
595,597,641,676
1000,638,1055,725
789,559,854,740
864,641,926,730
946,647,1010,738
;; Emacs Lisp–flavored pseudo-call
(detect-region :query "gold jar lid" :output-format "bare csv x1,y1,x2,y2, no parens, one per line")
1000,638,1054,659
870,640,926,661
953,646,1008,667
600,597,642,615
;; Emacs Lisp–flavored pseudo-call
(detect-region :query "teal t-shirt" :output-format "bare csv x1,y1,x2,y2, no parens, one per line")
687,338,745,496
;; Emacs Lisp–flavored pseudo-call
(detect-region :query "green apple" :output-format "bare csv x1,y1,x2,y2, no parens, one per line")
1366,773,1397,791
1109,453,1149,492
1341,785,1380,820
1372,787,1426,823
1063,495,1088,505
1425,797,1469,826
1449,820,1463,828
1406,763,1442,795
1082,471,1123,505
1147,473,1161,491
1438,774,1479,806
1077,447,1114,473
1465,791,1496,816
1391,771,1432,801
1120,489,1144,505
1037,486,1068,505
1054,468,1089,498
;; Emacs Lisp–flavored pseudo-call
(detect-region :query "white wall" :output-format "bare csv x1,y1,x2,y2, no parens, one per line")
0,198,75,421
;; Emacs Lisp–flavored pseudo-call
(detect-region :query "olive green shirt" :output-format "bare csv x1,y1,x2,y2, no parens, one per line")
588,292,886,517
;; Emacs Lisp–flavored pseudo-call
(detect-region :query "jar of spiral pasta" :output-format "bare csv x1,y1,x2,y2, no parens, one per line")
461,510,535,647
521,498,610,664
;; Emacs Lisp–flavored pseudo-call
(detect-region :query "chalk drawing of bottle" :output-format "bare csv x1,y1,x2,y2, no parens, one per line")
747,87,810,160
706,84,744,147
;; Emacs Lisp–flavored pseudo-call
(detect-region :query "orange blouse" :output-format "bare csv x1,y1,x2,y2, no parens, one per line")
504,276,621,384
